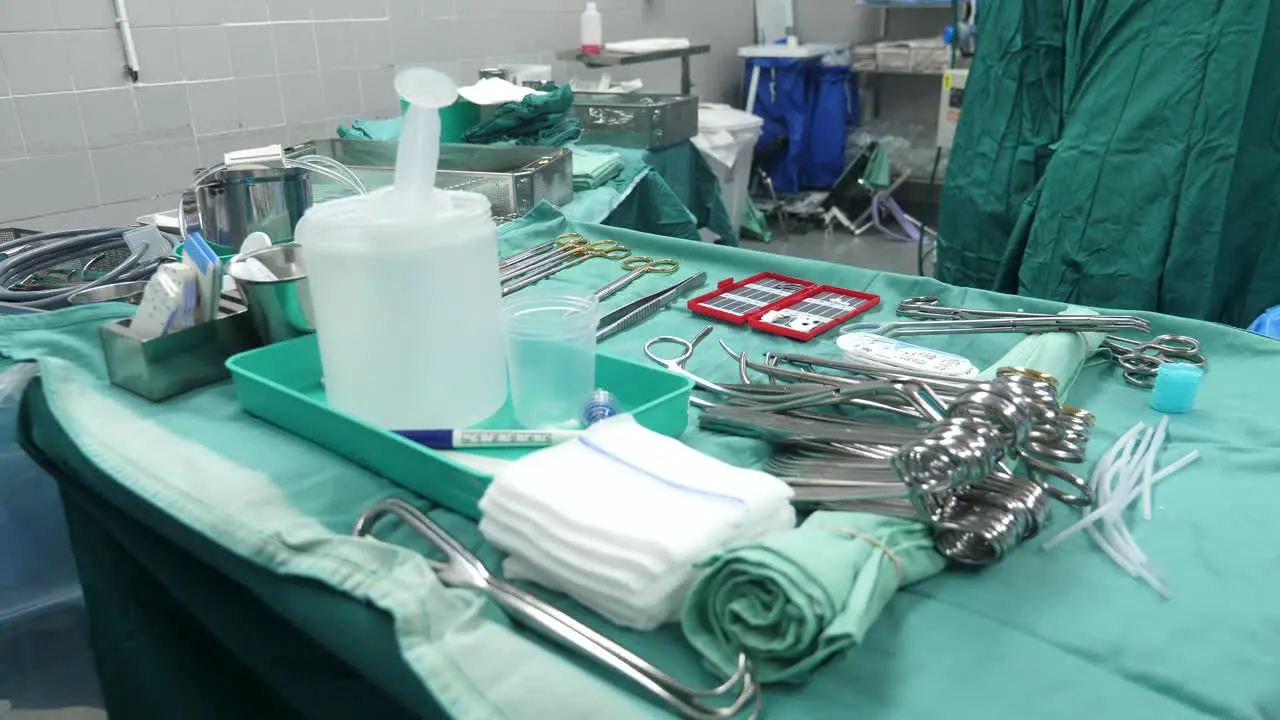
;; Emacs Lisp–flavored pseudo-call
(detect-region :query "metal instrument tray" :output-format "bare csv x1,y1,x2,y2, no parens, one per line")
290,140,574,221
226,334,693,519
571,92,698,149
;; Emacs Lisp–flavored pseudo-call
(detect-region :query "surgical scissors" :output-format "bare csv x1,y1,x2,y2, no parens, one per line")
354,498,761,720
645,325,755,402
500,233,629,284
594,256,680,301
502,238,632,297
1098,334,1205,388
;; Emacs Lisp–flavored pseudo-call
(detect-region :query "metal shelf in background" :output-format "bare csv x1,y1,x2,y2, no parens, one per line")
856,1,953,8
555,45,711,95
857,66,949,76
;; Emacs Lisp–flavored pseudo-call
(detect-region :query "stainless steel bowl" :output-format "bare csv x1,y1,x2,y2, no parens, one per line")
228,242,314,345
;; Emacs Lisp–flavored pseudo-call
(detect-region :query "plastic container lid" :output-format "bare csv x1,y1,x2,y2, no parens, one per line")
1150,363,1204,414
697,104,764,133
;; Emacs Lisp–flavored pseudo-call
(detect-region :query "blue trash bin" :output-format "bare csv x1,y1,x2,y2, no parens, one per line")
747,56,821,194
803,65,858,190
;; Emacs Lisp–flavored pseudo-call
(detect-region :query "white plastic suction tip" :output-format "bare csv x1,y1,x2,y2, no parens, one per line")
392,67,458,209
395,67,458,109
241,231,271,254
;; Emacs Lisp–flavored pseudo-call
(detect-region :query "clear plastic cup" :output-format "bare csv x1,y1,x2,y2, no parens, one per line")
504,290,599,429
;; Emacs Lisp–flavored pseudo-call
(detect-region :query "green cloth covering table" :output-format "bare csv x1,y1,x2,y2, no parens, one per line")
11,204,1280,719
612,143,740,246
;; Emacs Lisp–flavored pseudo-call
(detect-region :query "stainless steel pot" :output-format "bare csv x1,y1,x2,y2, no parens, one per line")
183,165,312,251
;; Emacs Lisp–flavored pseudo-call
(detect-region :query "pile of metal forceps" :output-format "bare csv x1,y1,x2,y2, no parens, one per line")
355,498,762,720
644,324,1101,567
888,296,1206,388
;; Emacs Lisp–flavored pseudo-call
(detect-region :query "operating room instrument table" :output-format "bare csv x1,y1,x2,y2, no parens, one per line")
11,205,1280,719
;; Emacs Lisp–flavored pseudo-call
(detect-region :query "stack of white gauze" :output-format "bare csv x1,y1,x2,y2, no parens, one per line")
1042,417,1200,597
478,415,796,630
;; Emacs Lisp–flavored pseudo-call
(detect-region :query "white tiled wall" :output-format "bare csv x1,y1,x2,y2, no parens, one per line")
0,0,753,231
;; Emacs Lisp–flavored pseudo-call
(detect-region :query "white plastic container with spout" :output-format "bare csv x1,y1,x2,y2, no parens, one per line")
295,68,508,430
581,2,602,55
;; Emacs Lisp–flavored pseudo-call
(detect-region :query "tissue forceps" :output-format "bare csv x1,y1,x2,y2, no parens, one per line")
1098,334,1205,388
896,296,1150,328
354,499,761,720
843,316,1152,338
594,256,680,301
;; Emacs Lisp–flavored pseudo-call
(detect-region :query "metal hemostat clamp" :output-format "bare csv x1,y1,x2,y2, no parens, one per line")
642,326,1098,566
895,296,1206,389
354,498,762,720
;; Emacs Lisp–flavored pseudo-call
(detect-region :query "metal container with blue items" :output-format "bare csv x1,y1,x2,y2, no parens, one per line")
0,302,103,713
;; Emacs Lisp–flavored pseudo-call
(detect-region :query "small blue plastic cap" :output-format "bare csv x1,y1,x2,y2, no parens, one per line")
1150,363,1204,414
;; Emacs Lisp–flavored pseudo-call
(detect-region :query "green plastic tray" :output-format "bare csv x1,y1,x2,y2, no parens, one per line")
174,241,237,263
226,334,694,519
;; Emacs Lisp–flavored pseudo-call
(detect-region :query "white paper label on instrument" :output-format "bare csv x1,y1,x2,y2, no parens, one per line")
758,291,870,331
837,332,980,378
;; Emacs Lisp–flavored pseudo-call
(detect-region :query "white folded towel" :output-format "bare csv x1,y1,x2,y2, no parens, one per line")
482,492,795,599
479,418,791,567
477,415,796,630
502,505,797,629
605,38,692,54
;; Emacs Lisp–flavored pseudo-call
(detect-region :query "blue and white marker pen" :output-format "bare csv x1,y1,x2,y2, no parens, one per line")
396,429,583,450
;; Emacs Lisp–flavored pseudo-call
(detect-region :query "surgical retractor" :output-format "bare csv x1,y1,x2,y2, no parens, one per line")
354,498,763,720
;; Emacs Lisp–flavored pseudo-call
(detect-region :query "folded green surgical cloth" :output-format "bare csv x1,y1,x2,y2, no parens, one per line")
979,305,1107,398
336,116,404,141
464,84,582,146
681,511,945,684
572,148,624,190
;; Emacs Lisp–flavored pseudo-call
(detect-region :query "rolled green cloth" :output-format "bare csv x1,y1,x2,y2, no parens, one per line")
681,511,945,684
979,305,1107,397
464,83,582,146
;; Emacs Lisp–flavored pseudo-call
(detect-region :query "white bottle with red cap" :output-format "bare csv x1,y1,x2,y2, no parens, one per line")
580,1,603,55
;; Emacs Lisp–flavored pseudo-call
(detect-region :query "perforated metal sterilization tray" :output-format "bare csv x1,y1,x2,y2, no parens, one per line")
571,92,699,149
290,140,574,221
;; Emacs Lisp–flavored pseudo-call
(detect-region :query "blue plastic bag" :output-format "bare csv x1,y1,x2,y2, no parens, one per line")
1248,306,1280,338
804,65,858,190
747,57,820,194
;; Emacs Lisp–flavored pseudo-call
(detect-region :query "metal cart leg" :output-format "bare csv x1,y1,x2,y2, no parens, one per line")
681,56,692,95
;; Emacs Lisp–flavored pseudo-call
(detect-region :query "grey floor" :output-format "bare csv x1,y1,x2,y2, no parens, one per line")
741,226,936,277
